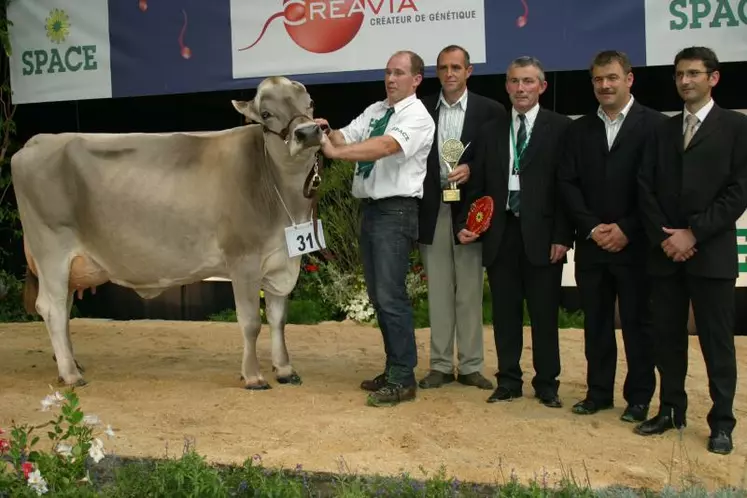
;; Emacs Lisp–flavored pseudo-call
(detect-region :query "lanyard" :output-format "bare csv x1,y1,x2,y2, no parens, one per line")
510,118,531,175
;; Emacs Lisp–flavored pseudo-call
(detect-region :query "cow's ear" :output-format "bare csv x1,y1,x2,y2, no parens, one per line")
232,99,262,123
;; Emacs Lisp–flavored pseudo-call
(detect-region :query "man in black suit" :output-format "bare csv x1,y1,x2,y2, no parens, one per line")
460,56,573,407
558,50,665,422
636,46,747,455
417,45,505,391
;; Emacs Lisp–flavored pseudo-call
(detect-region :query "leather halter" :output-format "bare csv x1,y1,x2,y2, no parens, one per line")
262,115,331,260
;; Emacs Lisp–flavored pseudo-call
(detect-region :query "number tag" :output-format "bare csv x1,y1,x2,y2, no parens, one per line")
284,220,326,258
508,174,520,191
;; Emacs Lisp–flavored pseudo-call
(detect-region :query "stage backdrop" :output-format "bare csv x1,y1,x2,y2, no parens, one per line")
8,0,747,105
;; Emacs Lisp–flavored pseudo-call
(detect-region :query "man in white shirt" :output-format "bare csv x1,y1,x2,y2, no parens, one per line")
316,50,436,407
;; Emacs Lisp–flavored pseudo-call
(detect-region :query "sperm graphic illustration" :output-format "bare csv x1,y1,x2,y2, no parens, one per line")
179,9,191,59
517,0,528,28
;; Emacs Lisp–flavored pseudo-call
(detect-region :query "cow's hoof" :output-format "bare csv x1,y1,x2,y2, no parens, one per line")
244,381,271,390
277,372,302,385
57,376,88,388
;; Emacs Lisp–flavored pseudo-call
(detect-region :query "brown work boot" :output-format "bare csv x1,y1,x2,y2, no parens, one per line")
418,370,455,389
360,372,388,392
366,383,416,407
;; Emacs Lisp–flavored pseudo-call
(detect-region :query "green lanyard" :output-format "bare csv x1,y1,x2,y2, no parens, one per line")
510,118,531,175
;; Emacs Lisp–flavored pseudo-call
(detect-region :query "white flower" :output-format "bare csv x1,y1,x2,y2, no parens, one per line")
88,438,105,463
27,469,48,495
55,442,73,457
40,392,64,412
104,424,116,438
83,414,100,426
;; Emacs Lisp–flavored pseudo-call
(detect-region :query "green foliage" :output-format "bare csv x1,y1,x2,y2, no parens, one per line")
316,159,361,277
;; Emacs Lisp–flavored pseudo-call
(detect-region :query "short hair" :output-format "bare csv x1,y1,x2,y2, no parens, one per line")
437,45,471,68
674,46,720,73
392,50,425,77
507,56,545,82
589,50,632,75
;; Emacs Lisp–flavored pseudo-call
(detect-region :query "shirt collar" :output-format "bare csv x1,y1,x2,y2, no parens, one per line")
511,102,540,125
436,89,468,111
384,93,418,114
684,98,714,124
597,94,636,123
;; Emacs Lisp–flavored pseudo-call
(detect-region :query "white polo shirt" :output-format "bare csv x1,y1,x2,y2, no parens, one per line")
339,93,435,200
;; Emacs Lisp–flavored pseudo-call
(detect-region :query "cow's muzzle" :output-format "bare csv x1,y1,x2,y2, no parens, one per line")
294,122,322,147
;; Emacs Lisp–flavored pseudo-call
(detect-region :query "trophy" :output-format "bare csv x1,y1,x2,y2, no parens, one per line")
441,138,467,202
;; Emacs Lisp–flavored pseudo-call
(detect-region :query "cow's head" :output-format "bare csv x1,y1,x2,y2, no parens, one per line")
232,76,322,157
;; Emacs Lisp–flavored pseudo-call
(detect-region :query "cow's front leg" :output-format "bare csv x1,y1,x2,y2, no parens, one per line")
264,291,301,385
230,273,269,390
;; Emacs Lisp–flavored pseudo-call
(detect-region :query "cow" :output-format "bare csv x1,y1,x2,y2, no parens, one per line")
11,76,324,390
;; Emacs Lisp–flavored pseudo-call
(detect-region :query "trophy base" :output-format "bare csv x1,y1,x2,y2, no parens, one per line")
442,189,460,202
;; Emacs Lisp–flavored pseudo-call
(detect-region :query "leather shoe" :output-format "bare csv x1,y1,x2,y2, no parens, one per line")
634,414,685,436
487,386,522,403
418,370,455,389
457,372,493,390
535,392,562,408
620,404,649,423
708,431,733,455
366,382,417,407
572,398,613,415
360,372,387,392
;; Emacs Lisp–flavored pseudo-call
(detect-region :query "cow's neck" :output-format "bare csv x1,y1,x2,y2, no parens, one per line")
264,137,316,225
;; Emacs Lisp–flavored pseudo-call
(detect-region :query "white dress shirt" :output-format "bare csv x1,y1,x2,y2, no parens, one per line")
340,93,435,200
597,94,636,149
506,103,540,209
683,98,714,135
436,90,468,186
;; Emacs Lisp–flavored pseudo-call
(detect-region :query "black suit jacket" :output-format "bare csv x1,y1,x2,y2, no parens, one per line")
558,101,667,269
417,91,506,245
638,103,747,279
466,106,574,268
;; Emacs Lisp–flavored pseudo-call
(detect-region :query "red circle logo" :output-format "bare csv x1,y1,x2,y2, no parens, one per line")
238,0,364,54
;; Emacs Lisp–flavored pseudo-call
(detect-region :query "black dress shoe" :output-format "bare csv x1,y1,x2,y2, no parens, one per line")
487,386,522,403
634,414,685,436
457,372,493,390
620,404,649,423
535,392,562,408
418,370,455,389
360,372,387,392
572,398,613,415
708,431,733,455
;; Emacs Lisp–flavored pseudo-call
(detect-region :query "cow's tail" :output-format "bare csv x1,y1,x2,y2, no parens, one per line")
23,265,39,315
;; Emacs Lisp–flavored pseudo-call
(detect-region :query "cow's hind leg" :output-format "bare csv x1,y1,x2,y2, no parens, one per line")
264,291,301,385
35,263,84,386
231,275,269,390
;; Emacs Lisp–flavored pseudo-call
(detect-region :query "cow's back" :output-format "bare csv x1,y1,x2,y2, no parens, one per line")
11,126,281,290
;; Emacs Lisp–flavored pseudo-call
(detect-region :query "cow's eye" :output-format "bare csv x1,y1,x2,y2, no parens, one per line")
260,111,271,120
309,100,314,109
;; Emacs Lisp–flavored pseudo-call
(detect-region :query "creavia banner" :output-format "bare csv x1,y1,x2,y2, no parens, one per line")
7,0,747,104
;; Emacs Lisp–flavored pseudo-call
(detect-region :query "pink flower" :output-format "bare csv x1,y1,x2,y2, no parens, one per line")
0,438,9,453
304,264,318,272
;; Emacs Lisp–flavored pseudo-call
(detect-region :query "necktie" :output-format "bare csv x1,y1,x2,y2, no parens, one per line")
508,114,526,215
683,113,698,149
357,107,394,178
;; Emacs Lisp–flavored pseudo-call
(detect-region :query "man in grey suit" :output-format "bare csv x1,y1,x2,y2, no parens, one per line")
417,45,506,390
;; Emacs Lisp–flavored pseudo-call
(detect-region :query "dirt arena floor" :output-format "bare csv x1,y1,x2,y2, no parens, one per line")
0,319,745,491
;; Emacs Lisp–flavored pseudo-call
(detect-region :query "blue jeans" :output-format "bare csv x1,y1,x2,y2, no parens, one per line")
359,196,418,387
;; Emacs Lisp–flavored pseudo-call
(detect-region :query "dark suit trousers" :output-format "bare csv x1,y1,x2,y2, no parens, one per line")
486,214,562,395
576,263,655,406
650,271,737,434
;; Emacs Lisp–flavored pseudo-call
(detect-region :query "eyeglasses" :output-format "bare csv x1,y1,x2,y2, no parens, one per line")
673,70,712,80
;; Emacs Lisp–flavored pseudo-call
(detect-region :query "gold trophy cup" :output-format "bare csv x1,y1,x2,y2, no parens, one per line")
441,138,467,202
